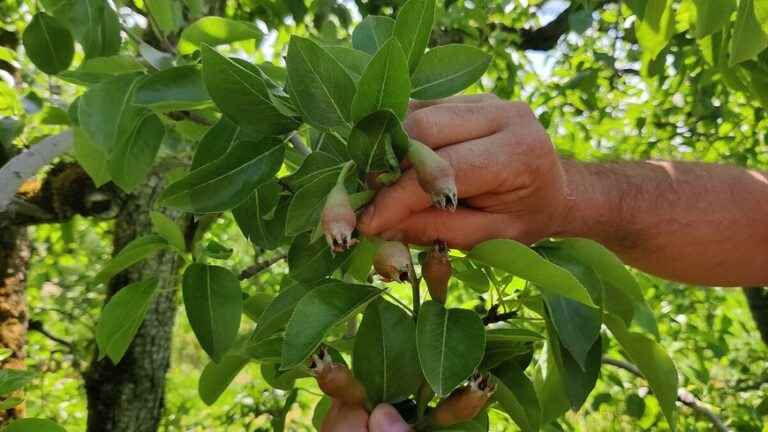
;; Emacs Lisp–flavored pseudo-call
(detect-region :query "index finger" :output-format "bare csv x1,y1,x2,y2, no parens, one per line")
359,133,511,236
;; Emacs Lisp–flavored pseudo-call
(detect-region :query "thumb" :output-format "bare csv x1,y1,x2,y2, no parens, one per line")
369,404,411,432
379,208,512,250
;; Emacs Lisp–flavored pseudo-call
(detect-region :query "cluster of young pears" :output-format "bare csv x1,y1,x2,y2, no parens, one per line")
312,137,497,428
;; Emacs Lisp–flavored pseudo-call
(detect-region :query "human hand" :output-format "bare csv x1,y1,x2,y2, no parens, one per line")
359,94,570,249
321,402,411,432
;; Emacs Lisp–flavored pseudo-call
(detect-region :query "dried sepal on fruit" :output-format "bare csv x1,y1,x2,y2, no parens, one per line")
309,347,367,406
422,240,452,304
408,139,457,210
373,241,414,283
321,181,358,253
430,372,496,427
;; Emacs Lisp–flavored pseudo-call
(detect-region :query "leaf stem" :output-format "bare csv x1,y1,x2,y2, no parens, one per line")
411,276,421,318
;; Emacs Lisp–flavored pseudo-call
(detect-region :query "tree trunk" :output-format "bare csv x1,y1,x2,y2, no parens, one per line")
0,225,28,421
84,176,182,432
743,287,768,347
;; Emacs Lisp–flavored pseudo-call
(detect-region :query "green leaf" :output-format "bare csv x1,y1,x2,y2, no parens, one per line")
481,328,539,370
160,137,285,213
411,44,491,100
468,239,596,307
72,0,121,59
5,418,66,432
348,110,409,174
453,268,490,293
314,132,350,162
730,0,768,65
532,342,569,424
312,397,333,430
605,314,678,430
23,13,74,74
693,0,736,38
635,0,675,61
146,0,183,34
59,55,145,85
541,288,601,370
78,73,146,154
492,361,541,432
286,36,356,129
262,362,308,390
757,0,768,35
150,211,186,252
252,277,314,342
95,278,159,363
393,0,436,72
233,181,287,250
134,66,211,112
243,293,274,322
201,46,298,136
109,113,165,192
0,47,18,68
342,236,378,283
416,301,485,396
0,369,35,396
353,15,396,55
73,127,111,187
538,238,652,332
95,235,169,283
324,46,372,81
283,151,343,191
281,281,383,369
182,264,242,362
198,352,248,405
351,38,410,122
285,165,342,236
353,299,420,405
191,117,238,170
179,17,263,54
139,42,175,70
288,232,350,282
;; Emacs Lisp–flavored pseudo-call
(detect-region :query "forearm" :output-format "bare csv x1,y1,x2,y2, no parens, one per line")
559,160,768,287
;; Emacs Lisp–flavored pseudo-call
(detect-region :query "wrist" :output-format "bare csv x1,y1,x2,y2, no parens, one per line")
554,160,625,243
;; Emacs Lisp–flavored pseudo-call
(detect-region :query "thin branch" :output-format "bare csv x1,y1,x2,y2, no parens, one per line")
289,133,311,156
28,320,75,351
239,255,286,280
602,357,730,432
0,130,73,213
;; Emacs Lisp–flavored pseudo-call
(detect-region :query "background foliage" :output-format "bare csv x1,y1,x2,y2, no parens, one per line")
1,0,768,430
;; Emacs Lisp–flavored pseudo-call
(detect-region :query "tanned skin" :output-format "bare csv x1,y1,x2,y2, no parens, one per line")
323,94,768,431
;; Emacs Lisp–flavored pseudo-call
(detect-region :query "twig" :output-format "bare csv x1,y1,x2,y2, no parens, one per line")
28,320,75,351
411,277,421,318
239,255,286,280
0,130,73,213
289,133,311,156
602,357,730,432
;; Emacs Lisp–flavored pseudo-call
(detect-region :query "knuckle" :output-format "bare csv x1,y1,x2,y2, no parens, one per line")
404,110,438,143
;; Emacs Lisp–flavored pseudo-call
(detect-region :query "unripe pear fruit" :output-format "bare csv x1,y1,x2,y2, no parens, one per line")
431,373,496,427
408,139,457,211
321,182,357,253
309,347,367,406
373,241,414,283
423,240,451,304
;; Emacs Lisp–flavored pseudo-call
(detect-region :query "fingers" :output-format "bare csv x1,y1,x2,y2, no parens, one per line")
321,401,369,432
360,133,513,236
379,208,511,250
408,93,499,113
369,404,411,432
404,101,511,151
